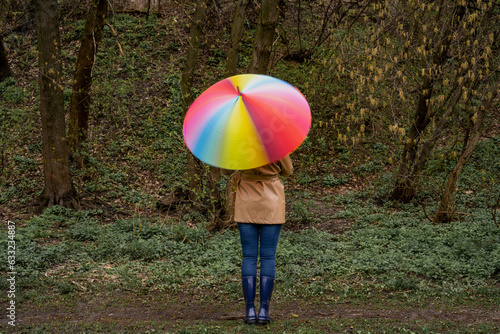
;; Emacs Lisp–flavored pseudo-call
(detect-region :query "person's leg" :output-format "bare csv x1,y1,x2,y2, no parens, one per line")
238,223,259,276
238,223,259,324
259,224,282,278
257,224,282,324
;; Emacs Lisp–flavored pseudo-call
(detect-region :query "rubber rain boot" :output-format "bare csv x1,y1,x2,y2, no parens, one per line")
257,275,275,325
242,276,257,324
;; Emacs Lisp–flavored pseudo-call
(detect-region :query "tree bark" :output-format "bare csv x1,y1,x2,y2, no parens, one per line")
68,0,108,165
391,76,433,202
248,0,280,74
224,0,249,77
435,81,499,223
35,0,79,209
180,0,209,205
181,0,207,111
0,37,13,81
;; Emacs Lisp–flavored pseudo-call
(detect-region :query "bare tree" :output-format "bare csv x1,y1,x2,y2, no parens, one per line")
180,0,211,206
217,0,252,227
387,1,499,202
248,0,280,74
224,0,250,77
35,0,79,209
282,0,371,62
0,37,12,81
1,0,35,82
435,80,499,222
68,0,108,165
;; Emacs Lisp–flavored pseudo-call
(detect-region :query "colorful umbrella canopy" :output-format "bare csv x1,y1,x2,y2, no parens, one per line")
183,74,311,170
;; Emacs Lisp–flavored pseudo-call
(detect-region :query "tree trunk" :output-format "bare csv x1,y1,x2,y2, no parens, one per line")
391,3,461,203
35,0,79,209
218,0,250,227
0,37,13,81
435,81,499,223
391,76,433,202
180,0,209,205
248,0,280,74
224,0,249,77
391,78,466,203
181,0,207,113
67,0,108,165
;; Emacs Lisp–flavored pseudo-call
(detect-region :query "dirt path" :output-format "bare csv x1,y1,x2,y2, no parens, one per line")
9,293,500,333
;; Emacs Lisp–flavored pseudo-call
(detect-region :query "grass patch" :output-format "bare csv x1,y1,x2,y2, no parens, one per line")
2,198,498,308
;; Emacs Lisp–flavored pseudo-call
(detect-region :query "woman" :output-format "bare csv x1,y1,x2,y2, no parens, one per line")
233,155,293,325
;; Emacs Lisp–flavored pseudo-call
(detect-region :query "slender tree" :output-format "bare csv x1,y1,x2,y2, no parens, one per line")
180,0,210,205
0,0,13,82
248,0,280,74
220,0,251,227
181,0,208,119
435,80,499,222
389,2,465,202
1,0,35,82
385,0,499,202
68,0,108,165
322,1,498,204
0,37,12,81
224,0,249,77
282,0,368,62
35,0,79,209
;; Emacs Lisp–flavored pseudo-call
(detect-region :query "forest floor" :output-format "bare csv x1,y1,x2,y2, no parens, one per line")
4,194,500,334
3,167,500,333
9,263,500,334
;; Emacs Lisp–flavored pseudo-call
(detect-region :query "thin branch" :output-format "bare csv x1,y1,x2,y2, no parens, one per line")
105,22,123,55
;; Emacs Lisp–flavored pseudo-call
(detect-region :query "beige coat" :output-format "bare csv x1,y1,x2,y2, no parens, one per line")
233,156,293,224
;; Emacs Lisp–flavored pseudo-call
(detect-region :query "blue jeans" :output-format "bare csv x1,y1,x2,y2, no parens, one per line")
238,223,282,279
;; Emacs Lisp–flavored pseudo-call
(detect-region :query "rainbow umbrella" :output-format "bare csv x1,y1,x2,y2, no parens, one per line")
183,74,311,170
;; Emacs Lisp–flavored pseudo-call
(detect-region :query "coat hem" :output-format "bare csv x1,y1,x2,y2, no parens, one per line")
235,220,286,225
